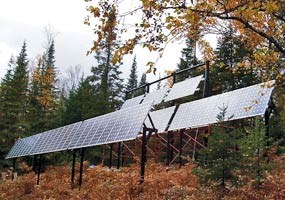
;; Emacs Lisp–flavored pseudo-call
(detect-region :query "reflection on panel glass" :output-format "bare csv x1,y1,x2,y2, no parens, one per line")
169,81,275,131
142,87,169,106
68,101,153,150
29,122,82,155
144,106,176,133
164,75,203,102
121,94,145,109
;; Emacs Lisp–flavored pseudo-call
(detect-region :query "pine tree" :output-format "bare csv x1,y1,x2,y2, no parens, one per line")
29,40,59,132
88,7,123,115
63,77,97,124
212,26,258,94
176,38,200,82
0,42,30,168
136,73,147,96
125,56,138,99
194,106,242,187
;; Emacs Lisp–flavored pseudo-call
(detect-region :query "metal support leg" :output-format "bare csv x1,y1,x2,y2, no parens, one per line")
12,158,16,180
109,143,113,169
140,128,147,184
33,155,37,174
179,130,184,167
117,142,121,169
78,148,85,190
170,132,174,162
37,155,42,185
71,150,76,189
121,143,125,167
166,131,171,166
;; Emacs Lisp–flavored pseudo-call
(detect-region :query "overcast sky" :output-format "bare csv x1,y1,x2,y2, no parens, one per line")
0,0,191,85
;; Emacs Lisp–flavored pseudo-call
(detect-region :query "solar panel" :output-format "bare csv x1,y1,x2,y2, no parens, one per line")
121,94,145,109
164,75,203,102
214,80,275,121
169,81,275,131
144,106,176,133
29,122,82,155
68,101,153,149
142,87,169,105
6,134,41,159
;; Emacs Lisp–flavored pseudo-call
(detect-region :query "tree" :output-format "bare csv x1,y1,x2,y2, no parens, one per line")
29,39,59,133
0,42,30,168
125,56,138,99
194,106,242,187
176,38,201,82
211,26,259,94
136,73,147,96
63,77,97,124
85,0,284,82
88,5,123,115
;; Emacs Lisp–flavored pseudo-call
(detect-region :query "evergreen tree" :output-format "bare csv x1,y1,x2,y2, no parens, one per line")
176,38,200,82
125,56,138,99
88,7,123,115
28,40,59,133
212,27,258,94
136,73,147,96
0,42,30,168
194,106,242,187
239,118,268,186
63,77,97,124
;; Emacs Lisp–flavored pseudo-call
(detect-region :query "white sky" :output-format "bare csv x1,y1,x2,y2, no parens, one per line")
0,0,216,83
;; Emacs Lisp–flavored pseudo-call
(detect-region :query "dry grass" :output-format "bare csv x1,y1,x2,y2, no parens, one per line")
1,155,285,200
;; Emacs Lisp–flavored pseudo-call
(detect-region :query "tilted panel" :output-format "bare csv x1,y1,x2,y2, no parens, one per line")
214,80,275,121
121,94,145,109
6,134,41,159
164,75,203,102
144,106,176,133
30,122,82,155
169,95,220,130
68,101,153,150
169,81,275,131
142,87,169,105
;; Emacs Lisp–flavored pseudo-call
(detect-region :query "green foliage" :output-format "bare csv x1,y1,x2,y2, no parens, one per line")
0,42,30,168
176,38,201,82
211,27,258,94
125,56,138,100
195,106,242,187
239,118,268,185
136,73,147,96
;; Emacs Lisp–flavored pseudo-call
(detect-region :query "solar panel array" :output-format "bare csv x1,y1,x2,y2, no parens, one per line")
6,79,275,159
30,122,82,155
68,101,153,149
144,106,176,133
121,94,144,109
142,87,169,106
169,81,275,131
6,134,41,159
164,75,203,102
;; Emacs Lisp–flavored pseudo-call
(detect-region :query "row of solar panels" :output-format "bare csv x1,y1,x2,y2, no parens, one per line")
6,80,275,160
121,75,204,109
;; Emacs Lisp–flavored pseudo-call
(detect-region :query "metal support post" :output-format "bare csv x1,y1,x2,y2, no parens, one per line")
117,142,121,169
78,148,85,190
71,150,76,189
121,143,125,167
166,131,171,166
33,155,37,173
109,143,113,169
37,154,42,185
170,132,174,162
179,130,184,167
203,60,210,98
12,158,16,180
140,128,147,184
